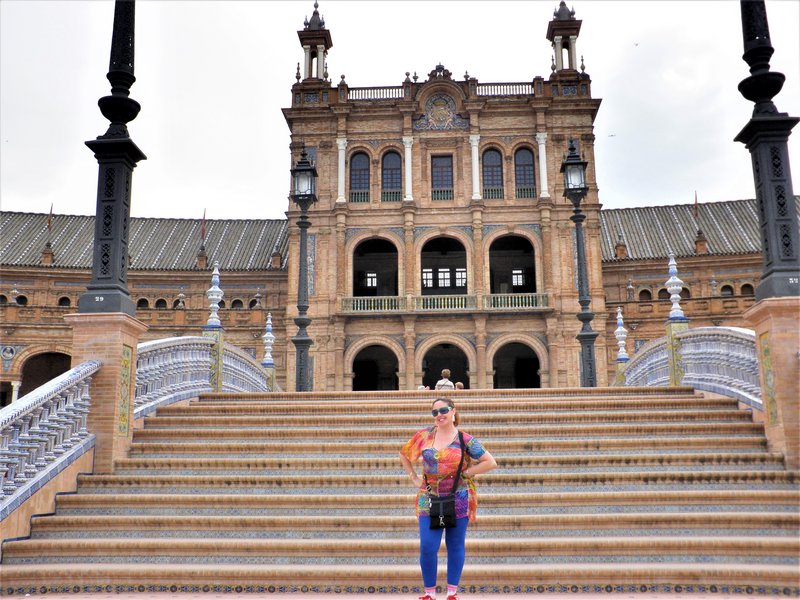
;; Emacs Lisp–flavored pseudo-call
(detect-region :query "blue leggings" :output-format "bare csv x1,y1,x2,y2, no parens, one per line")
418,516,469,588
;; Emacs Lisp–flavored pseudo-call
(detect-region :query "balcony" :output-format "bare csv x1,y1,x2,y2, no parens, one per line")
483,187,504,200
349,190,370,203
431,189,454,201
515,186,536,199
340,293,550,314
381,190,403,202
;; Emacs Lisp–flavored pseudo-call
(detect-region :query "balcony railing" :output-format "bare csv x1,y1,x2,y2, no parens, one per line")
431,189,454,201
516,186,536,199
477,82,534,96
381,190,403,202
349,190,370,203
342,296,406,313
484,293,549,310
483,187,504,200
415,295,476,311
347,86,404,100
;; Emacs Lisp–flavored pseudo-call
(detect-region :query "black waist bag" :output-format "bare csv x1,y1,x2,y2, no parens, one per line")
425,432,465,529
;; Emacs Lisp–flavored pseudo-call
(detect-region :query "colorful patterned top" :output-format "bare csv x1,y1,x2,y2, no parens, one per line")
401,426,487,523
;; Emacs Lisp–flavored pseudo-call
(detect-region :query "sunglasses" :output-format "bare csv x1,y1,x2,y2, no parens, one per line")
431,406,454,417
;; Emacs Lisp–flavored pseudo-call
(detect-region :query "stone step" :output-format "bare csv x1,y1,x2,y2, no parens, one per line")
27,512,799,536
128,436,769,456
142,410,753,430
54,489,800,513
3,562,798,593
111,452,786,475
131,422,764,440
158,396,741,415
5,536,798,564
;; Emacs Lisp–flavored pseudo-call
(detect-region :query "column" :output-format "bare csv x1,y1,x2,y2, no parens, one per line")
303,45,312,79
553,36,563,70
316,44,325,79
469,134,481,200
568,36,578,70
336,138,347,203
402,136,414,202
10,380,20,403
535,132,550,198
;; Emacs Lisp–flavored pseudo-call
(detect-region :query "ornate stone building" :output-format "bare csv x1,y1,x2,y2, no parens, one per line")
0,3,789,402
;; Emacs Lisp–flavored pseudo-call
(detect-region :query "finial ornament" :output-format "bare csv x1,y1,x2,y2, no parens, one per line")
206,261,224,327
614,307,629,362
665,252,686,320
261,312,275,368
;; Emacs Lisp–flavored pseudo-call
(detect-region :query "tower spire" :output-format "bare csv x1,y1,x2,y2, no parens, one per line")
297,1,333,81
546,1,583,72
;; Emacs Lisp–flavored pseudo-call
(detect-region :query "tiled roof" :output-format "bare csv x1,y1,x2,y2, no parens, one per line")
0,212,288,271
599,197,800,262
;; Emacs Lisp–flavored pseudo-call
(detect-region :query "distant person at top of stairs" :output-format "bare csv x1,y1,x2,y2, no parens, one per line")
400,397,498,600
435,369,455,390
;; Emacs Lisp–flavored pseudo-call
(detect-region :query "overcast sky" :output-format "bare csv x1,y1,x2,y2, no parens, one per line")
1,1,798,222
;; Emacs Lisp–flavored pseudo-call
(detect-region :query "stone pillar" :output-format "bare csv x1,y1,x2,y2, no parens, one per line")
261,312,275,391
402,136,414,202
568,35,578,70
10,380,20,403
745,298,800,469
336,138,347,203
469,134,481,200
64,312,147,474
403,316,416,390
553,36,563,70
664,253,689,386
303,45,311,79
535,132,550,198
316,45,325,79
614,306,629,386
474,315,487,389
204,262,225,392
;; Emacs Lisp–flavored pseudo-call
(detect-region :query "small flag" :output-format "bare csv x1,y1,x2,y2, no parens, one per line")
200,209,206,243
47,203,53,231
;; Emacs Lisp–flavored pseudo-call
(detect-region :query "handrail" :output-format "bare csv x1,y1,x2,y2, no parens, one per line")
0,360,100,504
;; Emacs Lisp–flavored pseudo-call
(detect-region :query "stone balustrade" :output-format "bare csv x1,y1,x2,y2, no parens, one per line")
134,337,215,419
341,294,550,314
623,326,762,410
0,360,100,515
347,86,404,100
483,293,549,310
221,343,271,394
477,82,534,96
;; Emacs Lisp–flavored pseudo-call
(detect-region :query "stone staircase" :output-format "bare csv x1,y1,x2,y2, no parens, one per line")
2,387,799,596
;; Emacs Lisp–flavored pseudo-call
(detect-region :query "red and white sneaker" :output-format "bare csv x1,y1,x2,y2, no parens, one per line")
447,594,460,600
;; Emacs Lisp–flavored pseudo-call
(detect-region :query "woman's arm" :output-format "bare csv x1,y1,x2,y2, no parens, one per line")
463,450,497,478
400,452,423,488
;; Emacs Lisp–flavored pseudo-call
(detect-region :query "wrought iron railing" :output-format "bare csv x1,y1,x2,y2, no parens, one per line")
349,190,370,203
516,186,536,199
0,360,99,511
483,187,504,200
431,189,454,201
381,190,403,202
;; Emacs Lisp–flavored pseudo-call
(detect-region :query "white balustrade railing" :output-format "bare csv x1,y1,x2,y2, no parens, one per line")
0,360,100,512
623,326,762,410
477,82,534,96
623,338,670,388
134,336,215,419
677,327,761,410
347,86,404,100
341,296,407,313
222,343,272,393
414,295,476,311
484,293,549,310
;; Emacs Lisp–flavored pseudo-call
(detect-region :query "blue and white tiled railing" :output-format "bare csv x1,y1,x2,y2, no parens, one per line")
0,360,100,518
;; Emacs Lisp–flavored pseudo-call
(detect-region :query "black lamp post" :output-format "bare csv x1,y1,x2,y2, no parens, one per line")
561,139,598,387
735,1,799,300
290,148,318,392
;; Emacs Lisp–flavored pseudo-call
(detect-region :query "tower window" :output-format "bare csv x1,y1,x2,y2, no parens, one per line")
381,151,402,201
514,148,536,198
349,152,370,202
482,149,503,199
431,155,453,200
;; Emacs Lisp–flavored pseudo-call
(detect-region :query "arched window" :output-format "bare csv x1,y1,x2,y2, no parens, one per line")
741,283,754,296
249,299,259,309
0,294,7,305
218,300,226,309
720,284,734,297
482,149,503,199
136,298,149,309
15,295,28,306
154,298,167,309
657,288,670,300
172,298,183,309
349,152,370,202
58,296,71,307
514,148,536,198
231,299,244,309
381,151,402,202
680,287,691,299
638,289,652,301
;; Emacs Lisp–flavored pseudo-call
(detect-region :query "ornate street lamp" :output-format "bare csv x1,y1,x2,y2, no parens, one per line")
561,139,598,387
290,147,318,391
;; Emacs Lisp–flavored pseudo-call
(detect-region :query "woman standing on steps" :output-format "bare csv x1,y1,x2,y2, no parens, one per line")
400,397,497,600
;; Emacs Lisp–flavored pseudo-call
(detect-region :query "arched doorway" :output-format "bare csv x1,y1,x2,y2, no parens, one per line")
420,237,467,296
422,344,469,389
20,352,72,396
489,235,536,293
352,345,399,391
352,238,398,297
493,343,540,388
